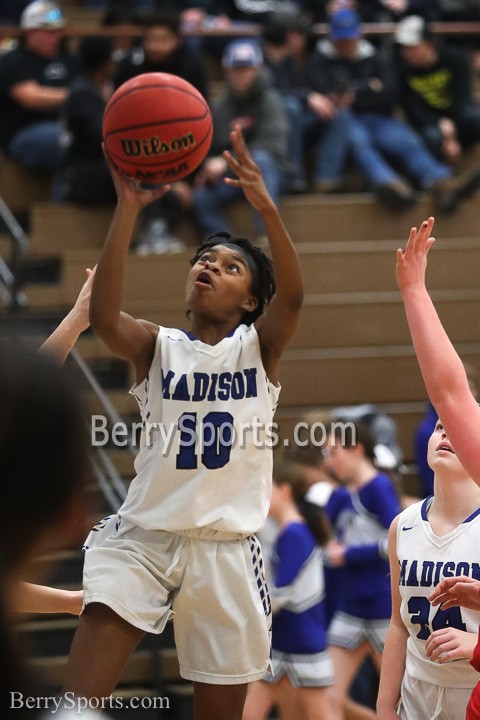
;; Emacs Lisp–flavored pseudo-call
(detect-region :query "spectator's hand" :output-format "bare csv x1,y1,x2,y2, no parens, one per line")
195,156,228,187
223,125,275,213
425,627,476,663
396,217,435,293
438,118,462,163
307,92,337,120
429,575,480,611
171,180,193,207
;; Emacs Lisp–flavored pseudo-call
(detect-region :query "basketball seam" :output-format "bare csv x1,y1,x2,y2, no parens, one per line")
104,83,209,120
104,112,209,138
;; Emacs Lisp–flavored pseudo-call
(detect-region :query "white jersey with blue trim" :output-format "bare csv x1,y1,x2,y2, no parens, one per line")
118,323,280,533
397,498,480,688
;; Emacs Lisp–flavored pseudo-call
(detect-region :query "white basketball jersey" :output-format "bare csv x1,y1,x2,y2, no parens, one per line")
118,324,280,533
397,498,480,688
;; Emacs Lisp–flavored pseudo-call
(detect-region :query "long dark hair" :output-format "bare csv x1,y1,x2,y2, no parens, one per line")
0,345,89,716
273,459,331,546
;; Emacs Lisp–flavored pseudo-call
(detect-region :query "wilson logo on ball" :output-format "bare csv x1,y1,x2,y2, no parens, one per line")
120,133,196,158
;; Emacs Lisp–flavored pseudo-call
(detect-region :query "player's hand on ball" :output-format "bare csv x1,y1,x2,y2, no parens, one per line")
223,125,275,213
103,144,171,209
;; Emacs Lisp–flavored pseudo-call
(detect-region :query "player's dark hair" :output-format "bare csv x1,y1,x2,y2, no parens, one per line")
0,345,89,715
273,459,331,546
191,231,275,325
329,421,376,463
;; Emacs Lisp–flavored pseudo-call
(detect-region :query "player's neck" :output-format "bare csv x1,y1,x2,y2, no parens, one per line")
189,317,239,345
432,474,480,521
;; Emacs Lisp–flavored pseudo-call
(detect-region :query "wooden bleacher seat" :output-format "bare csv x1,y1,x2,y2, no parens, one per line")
0,152,51,214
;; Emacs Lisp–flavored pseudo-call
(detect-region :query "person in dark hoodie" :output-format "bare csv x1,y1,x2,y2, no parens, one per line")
192,38,292,240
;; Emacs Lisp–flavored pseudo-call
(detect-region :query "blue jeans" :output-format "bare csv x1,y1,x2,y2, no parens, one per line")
282,98,351,185
8,120,63,173
345,112,450,189
193,149,289,237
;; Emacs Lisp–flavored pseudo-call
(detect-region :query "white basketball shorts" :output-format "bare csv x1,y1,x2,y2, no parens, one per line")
82,515,272,685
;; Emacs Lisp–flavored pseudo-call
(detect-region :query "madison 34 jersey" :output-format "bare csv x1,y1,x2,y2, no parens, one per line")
397,497,480,688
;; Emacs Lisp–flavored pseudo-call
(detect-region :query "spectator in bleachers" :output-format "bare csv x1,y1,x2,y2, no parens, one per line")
355,0,439,22
0,1,78,174
114,9,209,100
192,38,292,241
56,35,117,206
101,5,142,64
113,9,209,252
262,8,352,193
56,33,188,254
394,15,480,166
306,6,480,211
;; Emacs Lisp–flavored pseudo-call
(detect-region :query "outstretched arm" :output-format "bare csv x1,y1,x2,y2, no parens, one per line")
224,126,303,384
39,267,95,365
89,153,171,383
397,217,480,484
14,582,83,615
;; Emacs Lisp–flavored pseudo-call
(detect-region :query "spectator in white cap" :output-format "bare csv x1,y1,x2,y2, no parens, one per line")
192,38,293,241
0,1,78,174
394,14,480,166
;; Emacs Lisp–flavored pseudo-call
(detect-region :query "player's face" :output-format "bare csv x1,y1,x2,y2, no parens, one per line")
323,436,356,484
427,420,467,476
185,245,258,320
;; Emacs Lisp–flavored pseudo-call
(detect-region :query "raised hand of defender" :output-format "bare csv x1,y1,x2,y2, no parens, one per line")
223,125,275,214
428,575,480,612
396,217,436,292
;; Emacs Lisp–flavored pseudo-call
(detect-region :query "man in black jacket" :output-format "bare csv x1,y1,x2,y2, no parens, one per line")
395,14,480,164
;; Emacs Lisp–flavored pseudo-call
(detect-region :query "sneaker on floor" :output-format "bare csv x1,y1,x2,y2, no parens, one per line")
376,179,417,209
432,167,480,214
135,219,186,255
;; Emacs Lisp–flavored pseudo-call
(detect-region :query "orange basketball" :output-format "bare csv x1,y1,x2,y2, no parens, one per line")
103,72,213,185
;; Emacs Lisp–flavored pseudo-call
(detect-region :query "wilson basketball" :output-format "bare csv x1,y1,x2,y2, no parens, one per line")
103,72,213,184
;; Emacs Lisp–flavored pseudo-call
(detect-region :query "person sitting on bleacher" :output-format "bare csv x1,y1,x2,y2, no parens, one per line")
394,15,480,166
0,1,78,174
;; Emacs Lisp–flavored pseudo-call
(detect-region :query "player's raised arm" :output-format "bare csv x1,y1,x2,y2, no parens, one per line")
40,267,95,365
89,153,170,382
397,217,480,483
223,126,303,384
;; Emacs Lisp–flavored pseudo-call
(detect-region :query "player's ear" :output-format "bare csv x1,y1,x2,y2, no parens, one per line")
241,295,258,313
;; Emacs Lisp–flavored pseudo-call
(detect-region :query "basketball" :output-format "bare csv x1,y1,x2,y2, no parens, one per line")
102,72,213,184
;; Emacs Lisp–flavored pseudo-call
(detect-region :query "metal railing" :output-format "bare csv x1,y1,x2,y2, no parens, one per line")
0,193,28,310
70,345,131,509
